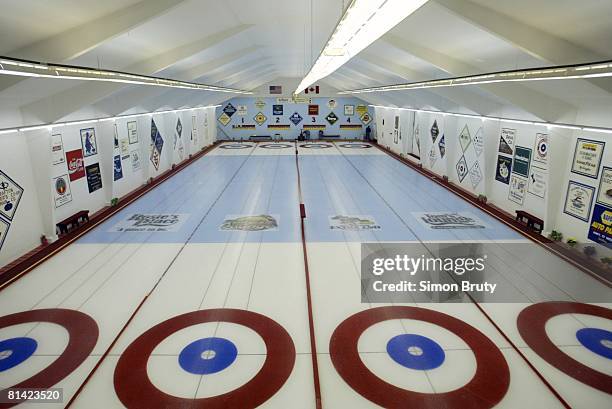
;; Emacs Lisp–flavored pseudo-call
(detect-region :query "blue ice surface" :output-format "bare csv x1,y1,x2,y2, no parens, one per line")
79,153,522,244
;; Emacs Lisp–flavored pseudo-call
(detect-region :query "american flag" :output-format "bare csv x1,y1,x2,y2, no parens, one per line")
304,86,319,94
269,85,282,94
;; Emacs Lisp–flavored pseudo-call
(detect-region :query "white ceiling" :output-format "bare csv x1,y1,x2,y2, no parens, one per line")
0,0,612,128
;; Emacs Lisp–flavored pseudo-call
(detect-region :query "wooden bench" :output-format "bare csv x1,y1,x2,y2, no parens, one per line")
515,210,544,234
56,210,89,236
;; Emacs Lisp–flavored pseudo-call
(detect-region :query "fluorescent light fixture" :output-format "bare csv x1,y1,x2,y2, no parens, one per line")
0,105,220,135
340,60,612,94
367,104,612,134
294,0,429,94
0,56,252,95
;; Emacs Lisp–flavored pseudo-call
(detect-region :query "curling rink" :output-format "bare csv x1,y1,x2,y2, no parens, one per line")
0,142,610,408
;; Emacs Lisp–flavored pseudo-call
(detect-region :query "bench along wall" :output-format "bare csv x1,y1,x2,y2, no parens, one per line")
216,97,375,140
0,107,217,268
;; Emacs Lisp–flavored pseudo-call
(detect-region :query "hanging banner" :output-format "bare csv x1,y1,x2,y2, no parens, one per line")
237,105,248,116
127,121,138,144
563,181,595,222
66,149,85,181
512,146,532,178
458,124,470,152
0,170,24,220
527,168,547,199
150,118,164,171
571,138,605,178
344,105,354,116
0,218,9,254
360,112,372,125
495,156,512,185
85,163,103,194
325,112,339,125
508,175,527,205
131,149,142,172
533,133,548,168
588,204,612,248
218,112,231,126
431,120,440,143
473,127,484,157
438,134,446,159
498,128,515,155
596,166,612,207
289,112,303,126
80,127,98,157
456,156,468,183
222,103,237,117
273,105,283,116
254,112,267,125
114,155,123,181
51,134,65,165
308,105,319,115
53,174,72,208
469,161,483,189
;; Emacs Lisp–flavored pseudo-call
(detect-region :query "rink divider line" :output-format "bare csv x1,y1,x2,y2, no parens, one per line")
0,142,221,292
295,142,323,409
372,142,611,288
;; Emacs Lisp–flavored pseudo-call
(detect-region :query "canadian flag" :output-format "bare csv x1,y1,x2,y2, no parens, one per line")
304,86,319,94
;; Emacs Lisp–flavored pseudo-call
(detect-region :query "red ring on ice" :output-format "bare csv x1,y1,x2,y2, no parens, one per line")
0,309,98,407
517,302,612,394
114,308,295,408
330,306,510,408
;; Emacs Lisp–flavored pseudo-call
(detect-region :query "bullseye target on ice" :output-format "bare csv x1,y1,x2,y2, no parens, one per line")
518,302,612,394
330,306,510,408
259,143,293,149
114,308,295,408
299,143,333,149
338,143,372,149
219,143,253,150
0,309,98,407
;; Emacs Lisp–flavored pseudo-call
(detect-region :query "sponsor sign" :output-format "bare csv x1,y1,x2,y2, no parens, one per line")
473,127,484,157
356,105,368,116
533,133,548,168
508,175,527,205
329,215,381,231
51,134,65,165
254,112,267,125
111,213,189,232
292,96,311,104
273,104,283,115
120,136,129,155
276,98,291,103
220,215,278,231
512,146,532,178
469,161,483,188
596,166,612,206
127,121,138,144
66,149,85,181
571,138,605,178
0,170,24,220
308,105,319,115
360,112,372,125
218,112,231,126
430,120,440,142
498,128,515,155
222,103,237,117
325,112,339,125
289,112,303,125
237,105,248,116
255,99,266,109
344,105,354,116
85,163,103,194
80,128,98,157
413,212,486,230
114,155,123,181
0,218,9,253
495,156,512,185
53,174,72,208
327,99,337,109
563,181,595,221
428,145,438,168
588,204,612,248
438,134,446,159
150,119,163,171
528,168,547,199
458,124,471,152
131,149,142,172
456,156,468,183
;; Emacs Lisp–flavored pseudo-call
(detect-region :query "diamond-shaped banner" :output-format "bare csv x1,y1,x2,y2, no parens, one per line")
360,112,372,125
0,170,24,221
326,112,339,125
456,156,468,183
254,112,267,126
218,112,231,126
289,112,303,125
430,120,439,142
223,103,237,117
473,127,484,157
459,124,472,152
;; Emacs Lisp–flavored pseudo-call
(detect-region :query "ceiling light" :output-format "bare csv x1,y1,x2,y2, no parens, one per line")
0,57,252,94
294,0,429,94
340,59,612,94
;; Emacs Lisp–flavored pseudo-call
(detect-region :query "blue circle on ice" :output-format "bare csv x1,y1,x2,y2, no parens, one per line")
0,337,38,371
178,337,237,374
576,328,612,360
386,334,445,370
